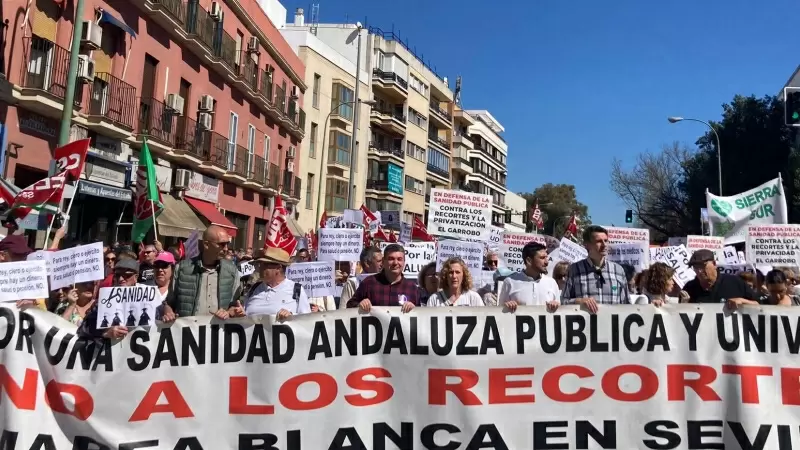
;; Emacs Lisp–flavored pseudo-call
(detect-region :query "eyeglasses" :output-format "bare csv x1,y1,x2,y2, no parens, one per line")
487,260,499,266
105,257,116,262
114,271,137,279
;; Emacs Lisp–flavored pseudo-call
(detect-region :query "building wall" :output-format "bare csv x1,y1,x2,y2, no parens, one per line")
465,110,508,225
1,0,306,246
505,191,527,232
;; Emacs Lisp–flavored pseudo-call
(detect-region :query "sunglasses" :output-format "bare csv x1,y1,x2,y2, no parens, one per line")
114,271,137,279
154,262,172,270
105,257,116,262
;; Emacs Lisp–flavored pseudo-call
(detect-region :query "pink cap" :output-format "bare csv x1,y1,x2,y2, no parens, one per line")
155,251,176,264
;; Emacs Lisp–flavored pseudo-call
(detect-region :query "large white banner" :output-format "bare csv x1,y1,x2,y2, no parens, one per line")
427,188,492,240
1,305,799,448
379,242,435,278
745,224,800,267
603,226,650,244
499,232,548,271
707,176,788,245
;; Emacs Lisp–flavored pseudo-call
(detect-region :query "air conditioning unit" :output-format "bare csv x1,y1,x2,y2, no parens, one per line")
286,146,296,158
286,161,294,172
165,94,184,115
247,36,260,54
210,2,223,20
198,95,214,111
290,86,299,98
174,169,191,190
80,21,102,49
77,55,95,83
198,112,213,130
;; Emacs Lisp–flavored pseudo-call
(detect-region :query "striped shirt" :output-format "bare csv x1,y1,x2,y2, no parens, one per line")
561,258,630,305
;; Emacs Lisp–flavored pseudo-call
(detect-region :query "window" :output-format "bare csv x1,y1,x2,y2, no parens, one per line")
404,175,424,195
427,148,450,173
263,134,271,160
375,50,386,71
325,178,348,212
306,174,314,209
328,131,352,166
409,74,428,97
408,108,427,129
247,124,256,171
331,83,354,121
406,141,426,162
309,123,318,158
366,198,401,212
228,112,238,170
312,74,321,108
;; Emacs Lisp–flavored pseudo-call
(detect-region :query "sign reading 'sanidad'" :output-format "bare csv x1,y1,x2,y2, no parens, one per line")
427,188,492,241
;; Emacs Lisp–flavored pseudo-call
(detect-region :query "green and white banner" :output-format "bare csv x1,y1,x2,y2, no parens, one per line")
705,175,788,244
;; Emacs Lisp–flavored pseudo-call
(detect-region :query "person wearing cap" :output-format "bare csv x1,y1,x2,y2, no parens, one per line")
78,253,143,340
499,242,560,313
154,252,177,323
231,247,310,320
683,249,759,308
0,235,47,311
481,267,514,306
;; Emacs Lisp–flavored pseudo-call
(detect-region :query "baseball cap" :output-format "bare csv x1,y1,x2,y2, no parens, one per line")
688,249,715,267
494,267,514,281
114,258,139,273
0,235,32,256
155,251,176,265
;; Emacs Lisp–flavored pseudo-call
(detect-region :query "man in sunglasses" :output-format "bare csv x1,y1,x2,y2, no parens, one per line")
168,225,241,319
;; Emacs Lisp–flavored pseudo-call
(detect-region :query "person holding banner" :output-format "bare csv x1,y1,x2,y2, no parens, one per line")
339,246,383,310
237,247,311,320
643,262,676,306
499,242,560,312
763,269,800,306
347,244,420,312
561,226,630,313
0,235,47,311
78,254,141,340
426,257,483,307
684,249,759,308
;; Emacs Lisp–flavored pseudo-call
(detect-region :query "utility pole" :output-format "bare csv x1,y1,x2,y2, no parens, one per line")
346,23,363,209
56,0,86,151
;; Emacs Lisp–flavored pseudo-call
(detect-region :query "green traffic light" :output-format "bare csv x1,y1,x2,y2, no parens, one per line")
794,112,799,120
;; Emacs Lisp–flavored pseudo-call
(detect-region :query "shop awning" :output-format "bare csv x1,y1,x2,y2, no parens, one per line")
157,195,207,238
99,10,137,38
286,215,304,238
184,197,238,237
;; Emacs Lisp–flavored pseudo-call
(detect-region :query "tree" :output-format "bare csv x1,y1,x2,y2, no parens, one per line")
519,184,590,238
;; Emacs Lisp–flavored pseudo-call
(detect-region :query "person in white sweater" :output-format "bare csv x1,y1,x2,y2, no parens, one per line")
499,242,560,312
426,257,483,307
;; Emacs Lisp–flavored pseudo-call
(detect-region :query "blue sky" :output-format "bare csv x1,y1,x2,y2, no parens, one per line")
283,0,797,226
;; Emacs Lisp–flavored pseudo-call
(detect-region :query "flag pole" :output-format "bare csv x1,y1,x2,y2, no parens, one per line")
42,177,70,249
151,200,159,242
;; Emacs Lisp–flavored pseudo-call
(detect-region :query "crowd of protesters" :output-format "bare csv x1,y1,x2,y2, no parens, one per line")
5,222,799,343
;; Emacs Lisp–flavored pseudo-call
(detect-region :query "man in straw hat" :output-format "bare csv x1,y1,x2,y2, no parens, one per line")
228,247,311,320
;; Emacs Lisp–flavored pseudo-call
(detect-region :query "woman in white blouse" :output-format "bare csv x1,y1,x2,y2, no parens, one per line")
427,257,483,307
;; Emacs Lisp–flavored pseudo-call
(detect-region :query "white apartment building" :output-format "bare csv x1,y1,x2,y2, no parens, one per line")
504,191,527,232
465,110,509,226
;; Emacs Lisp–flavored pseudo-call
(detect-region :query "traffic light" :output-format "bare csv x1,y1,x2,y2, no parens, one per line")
625,209,633,223
785,87,800,126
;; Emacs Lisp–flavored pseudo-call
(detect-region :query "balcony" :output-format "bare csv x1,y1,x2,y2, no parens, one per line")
426,163,450,181
268,163,281,191
328,147,351,169
137,97,178,150
184,1,215,52
86,72,137,137
370,107,406,135
451,148,473,175
368,141,404,165
246,154,267,186
281,172,293,197
428,132,450,151
201,131,230,173
237,51,260,92
224,145,249,180
293,176,302,201
452,130,474,149
259,69,274,107
372,69,408,100
18,37,84,117
429,100,452,127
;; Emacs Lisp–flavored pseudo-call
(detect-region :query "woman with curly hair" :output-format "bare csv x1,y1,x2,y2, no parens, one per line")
426,257,483,307
645,262,676,307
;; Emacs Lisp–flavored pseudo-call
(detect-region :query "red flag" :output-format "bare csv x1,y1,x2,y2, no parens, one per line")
359,204,378,225
10,173,67,219
53,139,91,182
374,226,390,241
412,216,433,242
531,201,544,230
319,211,328,229
177,240,186,260
265,196,298,254
563,212,578,241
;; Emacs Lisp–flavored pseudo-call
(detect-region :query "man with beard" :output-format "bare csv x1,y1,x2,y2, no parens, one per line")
346,244,420,313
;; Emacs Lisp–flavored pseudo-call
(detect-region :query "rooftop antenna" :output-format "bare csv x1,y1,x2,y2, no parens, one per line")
310,3,319,35
455,76,462,106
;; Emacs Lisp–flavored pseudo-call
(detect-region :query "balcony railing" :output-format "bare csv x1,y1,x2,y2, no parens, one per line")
153,0,186,24
185,0,215,49
429,133,449,148
174,115,205,158
293,176,302,199
260,70,273,104
229,145,249,176
282,172,293,196
297,109,306,129
138,97,178,145
429,101,452,121
88,72,137,129
369,142,404,158
367,179,392,191
218,31,238,73
287,98,297,122
21,37,83,104
268,163,280,190
249,154,266,183
372,69,408,90
238,52,259,91
274,86,286,115
374,107,406,123
205,131,230,168
427,163,450,178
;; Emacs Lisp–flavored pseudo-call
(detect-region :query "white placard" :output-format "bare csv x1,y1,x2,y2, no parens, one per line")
380,210,401,228
343,209,364,226
716,263,755,276
499,232,548,271
554,238,588,264
238,261,255,278
435,240,484,274
737,251,746,264
745,224,800,267
603,226,650,244
48,242,104,291
0,260,48,302
608,242,649,272
96,285,158,329
686,235,724,251
486,226,504,252
285,261,336,298
650,245,695,288
317,228,363,262
478,270,495,291
427,188,492,241
399,222,412,244
720,246,739,265
379,242,436,278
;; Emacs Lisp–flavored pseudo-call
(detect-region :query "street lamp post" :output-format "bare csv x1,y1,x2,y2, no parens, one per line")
668,116,723,195
347,22,364,209
314,98,376,226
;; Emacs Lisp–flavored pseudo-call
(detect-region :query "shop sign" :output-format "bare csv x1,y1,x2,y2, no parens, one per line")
92,135,130,160
78,180,132,202
130,156,172,193
86,157,127,187
185,172,219,203
18,111,57,140
387,163,403,195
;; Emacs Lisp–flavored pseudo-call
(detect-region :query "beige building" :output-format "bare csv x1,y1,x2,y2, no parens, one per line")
281,17,371,232
285,16,455,227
